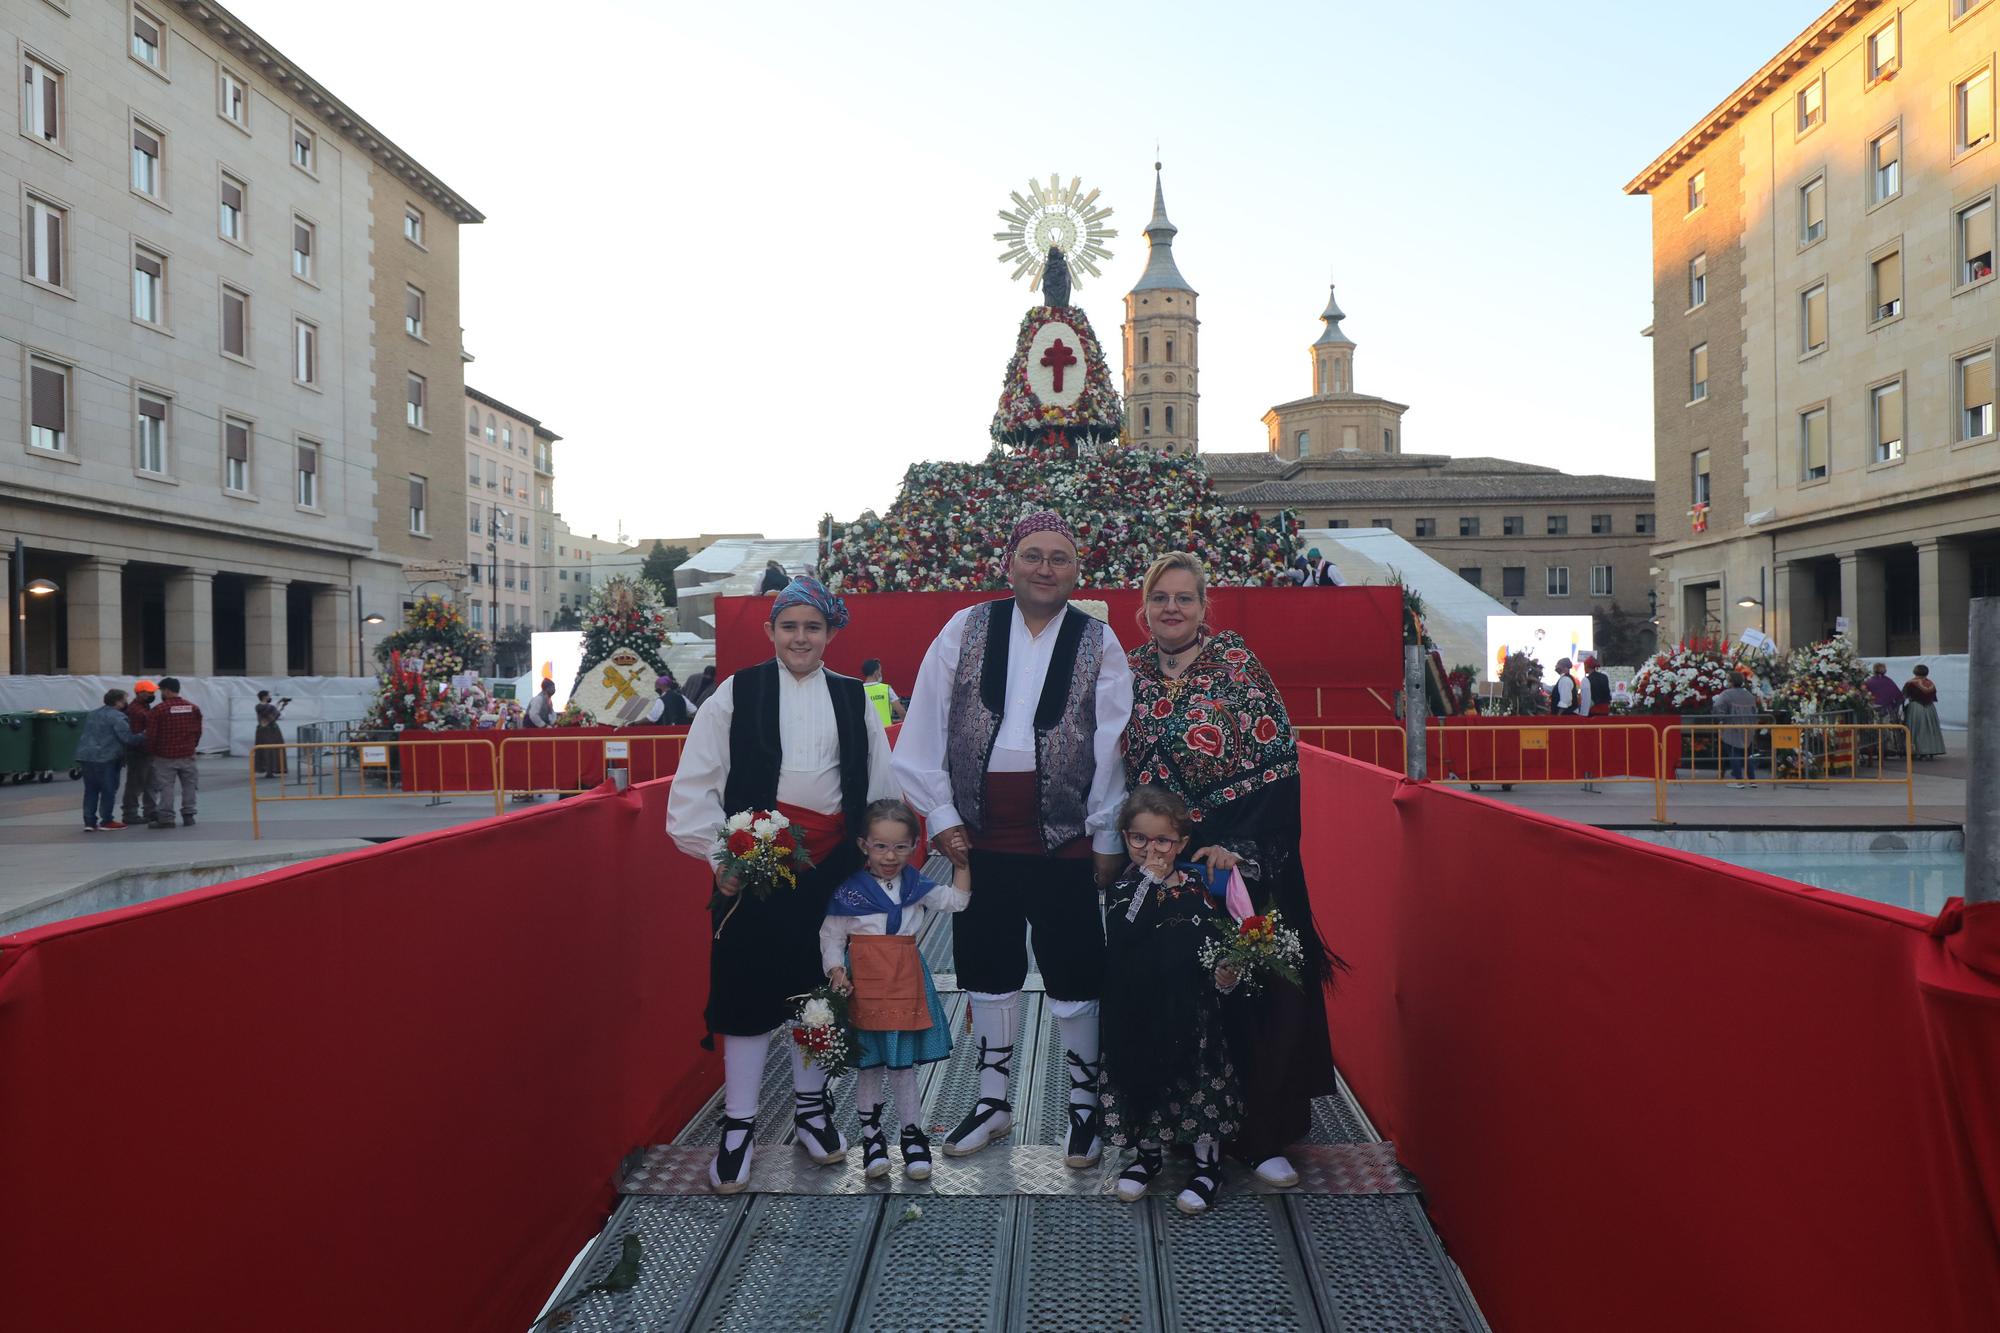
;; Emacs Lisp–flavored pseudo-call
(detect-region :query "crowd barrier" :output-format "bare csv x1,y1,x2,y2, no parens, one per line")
248,738,499,838
1300,745,2000,1332
394,726,689,796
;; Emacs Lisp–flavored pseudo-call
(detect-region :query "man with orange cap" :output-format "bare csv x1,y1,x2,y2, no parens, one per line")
120,680,159,827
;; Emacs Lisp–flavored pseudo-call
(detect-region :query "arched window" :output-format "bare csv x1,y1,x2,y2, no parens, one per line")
468,406,479,435
1141,334,1150,361
1165,405,1176,434
485,413,497,444
1142,406,1152,432
1166,338,1175,363
1317,361,1325,394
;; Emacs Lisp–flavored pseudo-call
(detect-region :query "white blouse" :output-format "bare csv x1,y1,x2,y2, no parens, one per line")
819,874,972,973
666,668,899,867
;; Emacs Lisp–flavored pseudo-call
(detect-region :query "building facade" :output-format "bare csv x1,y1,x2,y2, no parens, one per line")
1630,0,2000,655
1261,286,1409,458
1120,166,1199,454
2,0,479,677
462,387,557,637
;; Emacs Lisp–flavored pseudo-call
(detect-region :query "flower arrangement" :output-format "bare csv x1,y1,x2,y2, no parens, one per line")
1197,909,1305,995
715,808,813,899
575,574,675,688
553,700,596,727
364,596,520,731
789,984,856,1080
1628,636,1734,714
372,593,487,670
1772,637,1871,720
989,306,1125,450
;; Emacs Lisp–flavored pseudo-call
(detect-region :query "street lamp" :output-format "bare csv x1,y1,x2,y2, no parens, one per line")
354,583,387,677
11,537,58,676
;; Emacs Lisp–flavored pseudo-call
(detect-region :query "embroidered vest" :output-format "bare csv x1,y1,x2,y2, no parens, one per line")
722,658,871,836
945,598,1104,852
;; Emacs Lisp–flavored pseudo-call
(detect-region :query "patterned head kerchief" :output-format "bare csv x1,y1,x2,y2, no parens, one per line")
1006,510,1078,563
769,574,850,630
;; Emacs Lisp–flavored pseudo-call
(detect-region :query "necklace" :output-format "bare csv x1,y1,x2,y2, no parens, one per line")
1155,631,1202,672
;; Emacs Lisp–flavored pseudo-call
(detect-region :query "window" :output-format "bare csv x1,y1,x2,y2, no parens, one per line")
131,5,164,71
518,518,529,548
1869,247,1903,323
1800,406,1829,481
1591,565,1614,597
485,458,496,488
470,601,483,631
22,54,62,147
1867,17,1900,82
1371,518,1392,531
28,356,68,452
1636,513,1655,535
1140,406,1151,432
1165,338,1175,362
132,245,165,326
502,427,512,452
504,560,515,590
1957,349,1995,440
1328,518,1350,529
25,193,65,288
1459,516,1480,537
1800,176,1826,244
1591,514,1611,535
468,452,481,484
1164,405,1175,434
1690,343,1709,401
1502,567,1526,599
403,204,424,245
219,173,245,243
406,373,427,429
467,406,480,436
405,285,425,338
291,121,316,173
1693,449,1712,504
1415,518,1436,538
1547,566,1571,597
1871,126,1901,203
1688,170,1706,212
1798,76,1824,135
409,476,428,534
136,393,167,473
1872,380,1905,463
221,285,248,359
1957,0,1992,18
1503,515,1524,536
484,415,496,444
1801,282,1828,354
469,503,480,534
1688,253,1706,308
292,217,314,280
224,416,251,493
1547,515,1569,536
1292,428,1308,452
293,318,317,385
1140,334,1149,361
131,120,162,198
502,466,514,497
219,67,247,128
1959,197,1995,285
296,441,318,507
1458,567,1483,588
1959,67,1994,155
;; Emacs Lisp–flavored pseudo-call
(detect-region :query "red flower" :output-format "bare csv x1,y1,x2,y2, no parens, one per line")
1224,647,1249,664
1151,697,1174,719
1240,915,1269,936
727,830,755,857
1184,723,1225,758
773,829,796,852
1252,716,1279,744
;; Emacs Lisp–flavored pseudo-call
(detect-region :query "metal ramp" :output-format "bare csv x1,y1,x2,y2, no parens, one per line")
545,908,1487,1332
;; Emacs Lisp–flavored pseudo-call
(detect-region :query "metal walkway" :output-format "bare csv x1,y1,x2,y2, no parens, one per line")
544,898,1488,1332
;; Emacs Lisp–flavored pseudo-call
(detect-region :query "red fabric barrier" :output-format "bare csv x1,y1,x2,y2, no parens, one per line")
0,780,720,1333
1429,714,1670,780
714,586,1403,723
396,726,688,792
1302,747,2000,1332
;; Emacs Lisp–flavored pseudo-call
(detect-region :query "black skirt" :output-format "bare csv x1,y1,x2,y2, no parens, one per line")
704,840,862,1038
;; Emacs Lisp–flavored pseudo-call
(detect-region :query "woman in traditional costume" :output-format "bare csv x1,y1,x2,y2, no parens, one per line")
1121,551,1342,1189
1903,664,1947,759
667,576,901,1193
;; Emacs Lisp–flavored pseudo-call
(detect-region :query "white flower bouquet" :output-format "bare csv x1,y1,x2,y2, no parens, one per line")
715,808,813,901
789,984,856,1079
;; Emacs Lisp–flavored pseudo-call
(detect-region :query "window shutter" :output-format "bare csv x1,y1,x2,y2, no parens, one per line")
135,14,159,46
298,445,316,475
1881,127,1900,168
224,294,245,353
409,477,424,510
1806,289,1827,347
1805,181,1825,230
226,421,249,462
294,222,310,255
135,252,161,278
133,125,158,156
1964,203,1994,264
1877,386,1902,446
1876,251,1902,304
407,375,423,407
1972,74,1994,145
1805,412,1828,472
30,365,64,430
1967,356,1995,412
222,179,243,210
41,73,56,138
138,395,165,420
45,210,61,286
1693,344,1707,384
405,289,421,322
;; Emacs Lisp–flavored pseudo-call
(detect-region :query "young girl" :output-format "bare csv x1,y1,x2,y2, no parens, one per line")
666,576,902,1194
821,800,972,1181
1100,786,1244,1216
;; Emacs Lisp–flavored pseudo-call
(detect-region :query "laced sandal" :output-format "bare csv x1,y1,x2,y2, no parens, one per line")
793,1088,847,1166
899,1125,933,1181
1176,1143,1223,1216
1062,1050,1103,1168
942,1041,1013,1157
1115,1144,1163,1202
708,1113,755,1195
858,1103,890,1180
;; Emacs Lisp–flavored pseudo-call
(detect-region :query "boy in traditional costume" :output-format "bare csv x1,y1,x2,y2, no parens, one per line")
667,576,902,1193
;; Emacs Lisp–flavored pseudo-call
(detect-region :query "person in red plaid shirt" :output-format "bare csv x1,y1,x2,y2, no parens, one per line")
146,677,203,829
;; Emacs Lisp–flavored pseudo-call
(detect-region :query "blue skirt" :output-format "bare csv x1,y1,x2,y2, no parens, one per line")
851,954,953,1070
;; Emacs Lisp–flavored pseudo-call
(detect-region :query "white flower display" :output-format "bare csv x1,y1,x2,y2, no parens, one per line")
800,998,835,1028
724,811,754,833
751,817,778,840
769,811,790,829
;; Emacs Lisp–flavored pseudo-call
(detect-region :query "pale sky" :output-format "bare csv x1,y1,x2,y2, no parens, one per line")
229,0,1816,543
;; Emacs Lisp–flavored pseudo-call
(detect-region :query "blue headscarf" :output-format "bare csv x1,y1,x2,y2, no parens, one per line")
769,574,849,630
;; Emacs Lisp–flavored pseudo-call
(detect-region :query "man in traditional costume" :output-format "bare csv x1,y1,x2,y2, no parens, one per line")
895,512,1133,1168
667,576,902,1193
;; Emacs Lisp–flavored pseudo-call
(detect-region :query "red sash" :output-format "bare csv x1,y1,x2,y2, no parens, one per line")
775,801,847,864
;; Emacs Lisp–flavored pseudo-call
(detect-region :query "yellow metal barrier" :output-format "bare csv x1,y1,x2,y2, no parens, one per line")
1292,725,1408,773
1664,722,1914,824
495,731,689,803
248,738,499,840
1426,722,1670,820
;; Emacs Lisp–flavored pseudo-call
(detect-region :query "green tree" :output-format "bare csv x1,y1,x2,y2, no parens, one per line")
640,541,689,606
551,606,582,631
1592,602,1658,668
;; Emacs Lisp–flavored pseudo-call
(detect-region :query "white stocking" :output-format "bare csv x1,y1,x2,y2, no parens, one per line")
966,990,1020,1103
889,1067,921,1130
722,1031,772,1122
1049,997,1101,1110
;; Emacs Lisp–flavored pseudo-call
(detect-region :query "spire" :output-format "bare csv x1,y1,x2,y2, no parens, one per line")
1129,162,1193,294
1313,283,1353,347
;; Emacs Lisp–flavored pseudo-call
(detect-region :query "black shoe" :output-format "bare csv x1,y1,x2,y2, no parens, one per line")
1176,1142,1223,1216
899,1125,933,1181
181,814,195,826
793,1087,846,1165
709,1113,755,1195
942,1040,1014,1157
1063,1050,1103,1168
858,1103,890,1180
1115,1144,1163,1202
149,820,176,830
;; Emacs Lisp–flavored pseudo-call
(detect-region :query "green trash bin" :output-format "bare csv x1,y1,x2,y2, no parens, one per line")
28,709,87,782
0,712,33,782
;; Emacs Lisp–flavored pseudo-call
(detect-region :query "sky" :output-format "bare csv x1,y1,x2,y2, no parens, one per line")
229,0,1819,544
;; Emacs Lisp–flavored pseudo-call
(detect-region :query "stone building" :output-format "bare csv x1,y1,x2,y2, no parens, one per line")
1628,0,2000,654
1262,287,1409,458
1120,166,1199,454
462,388,557,637
2,0,478,676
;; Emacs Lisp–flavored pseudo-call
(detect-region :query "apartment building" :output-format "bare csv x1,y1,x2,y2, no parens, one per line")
1630,0,2000,654
2,0,478,676
463,387,557,636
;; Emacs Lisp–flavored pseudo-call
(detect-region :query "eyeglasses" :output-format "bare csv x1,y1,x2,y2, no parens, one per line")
864,840,916,855
1013,550,1075,570
1122,831,1183,851
1147,592,1201,609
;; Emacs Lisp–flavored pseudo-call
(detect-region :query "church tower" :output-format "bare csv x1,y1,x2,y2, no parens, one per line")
1312,285,1355,396
1262,282,1408,459
1121,164,1198,454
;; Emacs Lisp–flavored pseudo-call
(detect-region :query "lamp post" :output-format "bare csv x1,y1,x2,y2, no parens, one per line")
11,537,59,676
1736,567,1768,635
355,583,385,678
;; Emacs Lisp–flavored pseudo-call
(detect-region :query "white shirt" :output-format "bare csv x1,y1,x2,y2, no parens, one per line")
893,601,1133,855
818,872,972,973
665,667,900,867
1552,675,1578,711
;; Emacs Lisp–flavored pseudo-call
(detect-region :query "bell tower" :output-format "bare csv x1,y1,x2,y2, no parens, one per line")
1312,285,1354,397
1121,164,1198,454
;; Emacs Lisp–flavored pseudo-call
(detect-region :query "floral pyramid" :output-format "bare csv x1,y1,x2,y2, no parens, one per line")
364,594,521,731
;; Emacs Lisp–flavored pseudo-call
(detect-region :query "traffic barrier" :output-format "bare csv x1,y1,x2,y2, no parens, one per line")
496,732,688,802
1293,725,1407,772
1664,721,1914,824
247,739,497,839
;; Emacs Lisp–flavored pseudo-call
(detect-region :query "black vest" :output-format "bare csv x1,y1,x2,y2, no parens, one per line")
721,658,871,836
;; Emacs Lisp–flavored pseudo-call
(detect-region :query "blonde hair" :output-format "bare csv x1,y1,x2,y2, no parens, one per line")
1136,550,1211,635
1117,784,1192,837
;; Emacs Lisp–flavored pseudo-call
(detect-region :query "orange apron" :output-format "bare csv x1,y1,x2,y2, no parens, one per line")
847,933,932,1032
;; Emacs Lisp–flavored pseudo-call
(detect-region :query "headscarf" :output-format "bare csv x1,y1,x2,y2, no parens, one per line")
769,574,849,629
1006,510,1077,562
